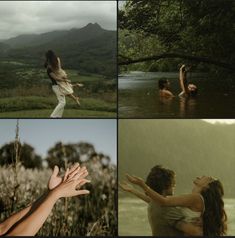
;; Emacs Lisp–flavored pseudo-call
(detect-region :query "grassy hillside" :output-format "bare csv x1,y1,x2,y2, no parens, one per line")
119,120,235,197
0,61,116,117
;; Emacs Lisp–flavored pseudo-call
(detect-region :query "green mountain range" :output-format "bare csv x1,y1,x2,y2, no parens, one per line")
119,120,235,197
0,23,116,77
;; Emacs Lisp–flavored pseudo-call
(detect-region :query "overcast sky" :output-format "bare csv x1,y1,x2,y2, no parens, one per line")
0,1,117,40
0,119,117,164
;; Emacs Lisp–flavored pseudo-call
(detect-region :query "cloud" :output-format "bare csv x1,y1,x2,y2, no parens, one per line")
0,1,117,39
202,119,235,125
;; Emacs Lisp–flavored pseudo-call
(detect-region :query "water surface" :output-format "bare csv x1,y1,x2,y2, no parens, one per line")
119,197,235,236
119,71,235,118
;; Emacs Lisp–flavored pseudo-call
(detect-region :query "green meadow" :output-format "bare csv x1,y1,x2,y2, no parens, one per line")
0,61,117,117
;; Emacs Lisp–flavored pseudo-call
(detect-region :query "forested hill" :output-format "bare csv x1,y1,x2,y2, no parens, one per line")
0,23,116,78
119,120,235,197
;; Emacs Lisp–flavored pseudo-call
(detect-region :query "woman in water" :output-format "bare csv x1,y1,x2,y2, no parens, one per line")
179,64,198,97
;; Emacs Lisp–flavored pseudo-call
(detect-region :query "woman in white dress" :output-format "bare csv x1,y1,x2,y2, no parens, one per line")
45,50,83,106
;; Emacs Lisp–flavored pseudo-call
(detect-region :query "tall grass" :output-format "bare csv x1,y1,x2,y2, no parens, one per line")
0,161,117,236
0,122,117,236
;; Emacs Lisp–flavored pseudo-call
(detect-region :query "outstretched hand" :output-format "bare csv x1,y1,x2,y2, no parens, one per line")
126,174,145,187
48,163,88,190
119,181,134,193
55,177,90,198
50,163,90,198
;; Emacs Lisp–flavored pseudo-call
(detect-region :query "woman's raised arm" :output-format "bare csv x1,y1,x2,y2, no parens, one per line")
126,174,201,210
119,181,151,203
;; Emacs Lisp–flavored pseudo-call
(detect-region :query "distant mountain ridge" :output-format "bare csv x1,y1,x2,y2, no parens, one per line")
0,23,116,77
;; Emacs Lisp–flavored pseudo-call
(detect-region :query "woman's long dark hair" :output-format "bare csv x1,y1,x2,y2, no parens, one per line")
45,50,59,70
201,180,227,236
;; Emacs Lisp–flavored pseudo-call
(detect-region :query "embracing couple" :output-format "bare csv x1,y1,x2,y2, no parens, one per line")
44,50,83,118
120,165,227,236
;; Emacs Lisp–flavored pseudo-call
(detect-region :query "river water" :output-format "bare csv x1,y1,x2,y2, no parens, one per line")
119,197,235,236
119,71,235,118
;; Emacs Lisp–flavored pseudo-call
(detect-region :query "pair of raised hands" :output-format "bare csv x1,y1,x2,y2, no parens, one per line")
48,163,90,198
119,174,146,192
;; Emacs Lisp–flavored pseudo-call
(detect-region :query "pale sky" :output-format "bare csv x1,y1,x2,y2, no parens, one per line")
0,1,117,40
0,119,117,164
202,119,235,125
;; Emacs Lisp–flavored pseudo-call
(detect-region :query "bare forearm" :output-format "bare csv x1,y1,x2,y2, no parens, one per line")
6,191,59,236
130,189,151,203
0,205,32,235
142,185,166,205
0,191,51,235
179,71,186,92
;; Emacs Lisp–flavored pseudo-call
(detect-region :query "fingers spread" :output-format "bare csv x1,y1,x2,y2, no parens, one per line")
63,168,69,182
68,163,80,175
69,167,88,181
76,179,91,189
76,190,90,196
68,166,81,179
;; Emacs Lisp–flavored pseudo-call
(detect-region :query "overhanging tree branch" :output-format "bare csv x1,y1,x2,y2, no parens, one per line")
118,53,234,70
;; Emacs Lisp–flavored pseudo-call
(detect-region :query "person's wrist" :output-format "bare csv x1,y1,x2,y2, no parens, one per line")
50,187,61,200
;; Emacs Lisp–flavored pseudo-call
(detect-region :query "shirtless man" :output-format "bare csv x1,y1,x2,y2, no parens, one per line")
158,79,174,97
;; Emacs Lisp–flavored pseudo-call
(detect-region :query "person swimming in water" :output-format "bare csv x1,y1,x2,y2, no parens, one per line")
178,64,198,97
158,79,174,98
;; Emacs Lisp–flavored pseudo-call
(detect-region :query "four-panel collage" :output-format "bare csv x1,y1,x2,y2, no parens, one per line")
0,0,235,237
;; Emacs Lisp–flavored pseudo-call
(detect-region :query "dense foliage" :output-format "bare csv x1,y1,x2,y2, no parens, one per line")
119,0,235,72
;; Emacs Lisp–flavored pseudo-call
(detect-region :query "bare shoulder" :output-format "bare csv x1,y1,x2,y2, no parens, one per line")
160,89,174,97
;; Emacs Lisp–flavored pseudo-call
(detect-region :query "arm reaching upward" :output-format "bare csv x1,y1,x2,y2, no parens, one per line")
179,65,189,96
1,164,89,236
126,174,202,211
119,181,151,203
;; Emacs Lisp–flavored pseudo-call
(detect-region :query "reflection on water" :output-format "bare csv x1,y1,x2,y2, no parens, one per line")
119,71,235,118
119,197,235,236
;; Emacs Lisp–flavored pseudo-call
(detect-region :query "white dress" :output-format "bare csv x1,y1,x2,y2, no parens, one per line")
55,58,73,95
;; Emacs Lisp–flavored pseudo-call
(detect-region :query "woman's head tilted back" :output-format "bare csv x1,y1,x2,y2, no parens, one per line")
146,165,175,196
201,179,227,236
45,50,59,70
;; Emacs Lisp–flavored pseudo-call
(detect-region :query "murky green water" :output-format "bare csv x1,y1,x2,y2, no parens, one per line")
119,197,235,236
119,71,235,118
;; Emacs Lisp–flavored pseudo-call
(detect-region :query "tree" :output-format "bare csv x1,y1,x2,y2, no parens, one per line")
46,142,96,169
0,142,42,169
119,0,235,71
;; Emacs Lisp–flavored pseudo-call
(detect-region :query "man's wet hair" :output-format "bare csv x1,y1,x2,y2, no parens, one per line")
146,165,175,194
158,79,168,90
